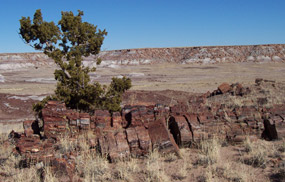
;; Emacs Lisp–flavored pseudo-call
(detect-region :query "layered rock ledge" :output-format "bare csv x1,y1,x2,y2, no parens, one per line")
1,44,285,70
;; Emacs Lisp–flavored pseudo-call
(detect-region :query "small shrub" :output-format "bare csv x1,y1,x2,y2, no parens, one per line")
20,10,131,116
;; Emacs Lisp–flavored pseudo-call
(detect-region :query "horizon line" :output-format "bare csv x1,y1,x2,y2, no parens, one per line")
1,43,285,54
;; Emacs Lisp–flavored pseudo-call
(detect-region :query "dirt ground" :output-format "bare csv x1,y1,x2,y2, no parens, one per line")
1,62,285,95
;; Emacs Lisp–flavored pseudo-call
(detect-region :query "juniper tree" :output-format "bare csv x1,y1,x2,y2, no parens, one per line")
19,9,131,114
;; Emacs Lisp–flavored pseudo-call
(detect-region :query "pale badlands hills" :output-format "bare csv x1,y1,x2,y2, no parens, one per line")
0,44,284,70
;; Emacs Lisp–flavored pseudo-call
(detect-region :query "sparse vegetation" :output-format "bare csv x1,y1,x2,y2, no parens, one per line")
114,158,139,181
222,162,250,182
75,151,111,182
1,133,285,181
278,139,285,152
242,140,269,168
196,138,221,166
145,150,170,182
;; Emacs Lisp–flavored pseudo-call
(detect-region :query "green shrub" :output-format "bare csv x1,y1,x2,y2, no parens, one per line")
20,9,131,115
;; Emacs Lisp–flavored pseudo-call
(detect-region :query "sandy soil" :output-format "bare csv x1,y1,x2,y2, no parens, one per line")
1,62,285,95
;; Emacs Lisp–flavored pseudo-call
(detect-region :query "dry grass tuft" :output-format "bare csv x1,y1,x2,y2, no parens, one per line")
58,131,96,154
0,154,22,177
0,134,13,159
174,148,191,180
58,134,78,154
197,166,218,182
198,162,252,182
43,166,57,182
243,136,253,153
242,140,269,168
75,150,111,182
144,149,170,182
196,138,221,166
114,158,140,182
278,139,285,153
11,166,40,182
164,152,178,163
222,162,250,182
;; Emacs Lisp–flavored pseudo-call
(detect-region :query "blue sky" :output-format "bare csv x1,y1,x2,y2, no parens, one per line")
0,0,284,53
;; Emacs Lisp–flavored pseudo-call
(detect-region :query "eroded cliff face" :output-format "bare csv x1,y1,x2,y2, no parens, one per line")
98,44,285,66
0,44,284,70
0,53,52,70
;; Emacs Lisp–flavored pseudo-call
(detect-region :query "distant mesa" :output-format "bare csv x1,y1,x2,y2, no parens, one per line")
0,44,284,70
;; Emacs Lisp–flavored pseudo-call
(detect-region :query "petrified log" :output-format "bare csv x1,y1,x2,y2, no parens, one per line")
168,116,192,146
272,115,285,138
23,120,40,137
148,118,179,154
99,130,130,161
11,92,285,166
262,119,278,140
135,126,152,155
126,127,140,156
112,112,123,128
94,110,111,129
218,83,231,94
114,130,130,159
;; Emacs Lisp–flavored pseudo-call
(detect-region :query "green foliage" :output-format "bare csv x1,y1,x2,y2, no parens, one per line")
102,77,132,112
20,9,131,113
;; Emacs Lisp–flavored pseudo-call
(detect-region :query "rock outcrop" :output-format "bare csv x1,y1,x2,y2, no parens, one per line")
11,82,285,160
8,79,285,179
1,44,285,70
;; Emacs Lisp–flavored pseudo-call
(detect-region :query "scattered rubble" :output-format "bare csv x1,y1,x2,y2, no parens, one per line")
208,82,250,97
